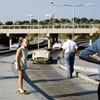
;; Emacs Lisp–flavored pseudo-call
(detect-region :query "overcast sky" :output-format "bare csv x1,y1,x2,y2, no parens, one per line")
0,0,99,23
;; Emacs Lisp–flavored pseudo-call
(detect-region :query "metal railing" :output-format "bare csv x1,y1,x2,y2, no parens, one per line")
0,24,99,29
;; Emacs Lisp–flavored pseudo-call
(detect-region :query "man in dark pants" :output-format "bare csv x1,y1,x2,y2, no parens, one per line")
79,38,100,100
98,85,100,100
62,35,78,78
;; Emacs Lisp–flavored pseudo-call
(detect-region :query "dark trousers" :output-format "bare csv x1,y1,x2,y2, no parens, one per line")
64,52,75,77
98,83,100,100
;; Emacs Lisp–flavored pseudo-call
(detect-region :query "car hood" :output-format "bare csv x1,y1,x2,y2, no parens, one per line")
33,50,49,58
53,43,62,48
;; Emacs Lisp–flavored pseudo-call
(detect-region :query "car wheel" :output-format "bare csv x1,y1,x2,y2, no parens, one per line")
30,59,34,64
47,57,52,64
50,57,52,61
47,60,51,64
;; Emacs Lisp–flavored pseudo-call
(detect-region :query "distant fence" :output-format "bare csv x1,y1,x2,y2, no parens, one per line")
0,24,99,29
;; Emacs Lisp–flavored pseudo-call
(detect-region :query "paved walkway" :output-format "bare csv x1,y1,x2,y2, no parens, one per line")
0,52,48,100
58,52,100,85
0,50,99,100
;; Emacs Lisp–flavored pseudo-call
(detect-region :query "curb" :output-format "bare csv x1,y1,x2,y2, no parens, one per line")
74,65,98,73
0,48,9,51
59,64,99,86
0,49,16,55
59,61,98,73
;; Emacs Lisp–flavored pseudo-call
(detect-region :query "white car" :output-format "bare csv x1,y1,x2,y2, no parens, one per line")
10,43,21,50
52,42,62,50
31,49,51,64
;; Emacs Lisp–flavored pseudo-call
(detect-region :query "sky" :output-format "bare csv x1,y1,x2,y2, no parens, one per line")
0,0,99,23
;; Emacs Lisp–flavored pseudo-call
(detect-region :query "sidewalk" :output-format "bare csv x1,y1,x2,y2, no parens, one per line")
57,52,100,86
0,50,99,100
0,52,49,100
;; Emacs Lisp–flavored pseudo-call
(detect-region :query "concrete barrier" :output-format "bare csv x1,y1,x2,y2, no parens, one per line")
0,48,9,51
0,49,16,55
0,39,47,56
59,64,99,86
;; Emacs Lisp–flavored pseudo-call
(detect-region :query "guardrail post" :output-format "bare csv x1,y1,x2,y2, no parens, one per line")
48,36,51,49
9,36,12,47
89,32,93,45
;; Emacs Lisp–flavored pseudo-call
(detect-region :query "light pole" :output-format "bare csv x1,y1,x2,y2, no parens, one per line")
27,14,40,49
45,14,54,29
27,14,53,49
52,14,54,29
51,2,95,40
50,2,55,29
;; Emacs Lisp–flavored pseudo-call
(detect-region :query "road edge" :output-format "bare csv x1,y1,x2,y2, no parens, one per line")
59,64,99,86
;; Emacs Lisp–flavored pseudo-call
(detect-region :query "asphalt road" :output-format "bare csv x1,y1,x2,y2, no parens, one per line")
26,50,98,100
0,40,98,100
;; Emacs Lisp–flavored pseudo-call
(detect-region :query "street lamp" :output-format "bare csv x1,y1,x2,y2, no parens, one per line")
27,14,40,49
27,14,53,49
51,2,95,40
45,14,54,29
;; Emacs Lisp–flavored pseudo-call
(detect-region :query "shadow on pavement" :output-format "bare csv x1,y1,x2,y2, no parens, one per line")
88,74,98,77
52,91,97,99
31,78,67,83
51,59,57,64
0,76,18,80
12,63,54,100
23,72,54,100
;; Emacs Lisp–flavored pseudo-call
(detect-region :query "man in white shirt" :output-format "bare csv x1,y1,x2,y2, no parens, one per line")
62,35,78,78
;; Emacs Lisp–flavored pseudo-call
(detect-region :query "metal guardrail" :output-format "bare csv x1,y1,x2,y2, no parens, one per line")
0,24,99,29
0,40,48,56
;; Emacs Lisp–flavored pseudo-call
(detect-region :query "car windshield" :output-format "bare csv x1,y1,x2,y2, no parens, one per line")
11,43,20,46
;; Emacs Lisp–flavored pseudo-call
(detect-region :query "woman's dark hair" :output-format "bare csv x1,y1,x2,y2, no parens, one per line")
66,34,72,39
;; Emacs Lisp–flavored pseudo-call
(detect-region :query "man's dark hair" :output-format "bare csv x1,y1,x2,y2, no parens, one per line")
66,34,72,39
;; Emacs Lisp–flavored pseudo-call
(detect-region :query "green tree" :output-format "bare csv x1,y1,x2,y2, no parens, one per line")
88,18,93,24
93,19,100,24
14,21,24,25
43,19,50,25
80,17,88,24
59,18,70,24
31,19,38,25
23,20,30,25
66,19,71,23
49,18,53,25
48,18,59,25
0,22,3,25
39,21,45,25
60,18,67,24
5,21,13,25
54,18,59,23
74,17,81,24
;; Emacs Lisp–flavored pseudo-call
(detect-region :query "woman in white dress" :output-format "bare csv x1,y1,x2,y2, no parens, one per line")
16,38,29,94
